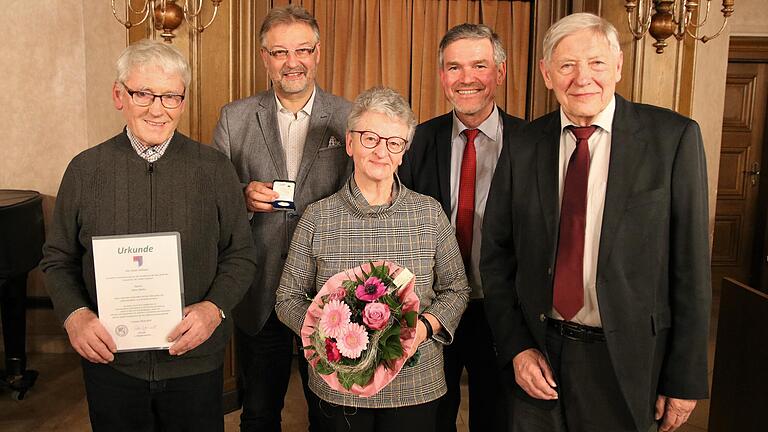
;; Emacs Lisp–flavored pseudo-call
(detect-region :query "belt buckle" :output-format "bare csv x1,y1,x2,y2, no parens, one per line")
561,323,587,341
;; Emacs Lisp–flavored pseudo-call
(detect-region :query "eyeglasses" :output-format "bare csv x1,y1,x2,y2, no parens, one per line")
351,130,408,154
121,84,185,109
263,45,318,60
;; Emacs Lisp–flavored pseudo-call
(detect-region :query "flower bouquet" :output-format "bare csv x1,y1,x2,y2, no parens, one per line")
301,261,420,397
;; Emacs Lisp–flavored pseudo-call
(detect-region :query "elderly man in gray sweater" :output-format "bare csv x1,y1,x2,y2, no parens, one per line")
41,40,256,432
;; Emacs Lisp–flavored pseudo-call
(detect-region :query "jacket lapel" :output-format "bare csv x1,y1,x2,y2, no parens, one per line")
295,87,331,190
256,89,288,179
436,115,453,213
536,113,562,248
597,95,648,271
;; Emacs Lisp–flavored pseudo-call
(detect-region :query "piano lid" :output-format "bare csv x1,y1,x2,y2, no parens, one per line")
0,190,41,208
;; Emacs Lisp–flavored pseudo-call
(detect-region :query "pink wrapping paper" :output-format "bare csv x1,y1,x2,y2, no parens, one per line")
300,261,420,397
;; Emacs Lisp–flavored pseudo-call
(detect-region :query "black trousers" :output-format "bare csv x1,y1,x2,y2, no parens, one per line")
511,323,652,432
235,312,326,432
81,360,223,432
437,300,506,432
320,399,439,432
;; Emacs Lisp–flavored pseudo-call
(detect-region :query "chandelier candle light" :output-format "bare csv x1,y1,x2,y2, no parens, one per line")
112,0,222,42
625,0,735,54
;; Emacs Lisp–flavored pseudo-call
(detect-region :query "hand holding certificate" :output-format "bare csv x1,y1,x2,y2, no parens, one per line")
92,232,184,352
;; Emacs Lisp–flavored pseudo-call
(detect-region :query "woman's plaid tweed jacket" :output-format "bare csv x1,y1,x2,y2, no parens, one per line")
276,175,470,408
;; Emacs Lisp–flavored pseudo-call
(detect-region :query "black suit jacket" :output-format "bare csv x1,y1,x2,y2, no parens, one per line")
480,95,711,429
399,108,526,215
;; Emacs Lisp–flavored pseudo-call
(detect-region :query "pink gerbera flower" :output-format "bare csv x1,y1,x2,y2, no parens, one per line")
320,300,351,338
355,276,387,302
336,323,369,359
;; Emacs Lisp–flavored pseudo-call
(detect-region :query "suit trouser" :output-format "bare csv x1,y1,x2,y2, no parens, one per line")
437,300,507,431
511,323,653,432
81,360,223,432
236,312,327,432
320,398,439,432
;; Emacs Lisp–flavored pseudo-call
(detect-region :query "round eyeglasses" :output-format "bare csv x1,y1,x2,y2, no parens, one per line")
351,130,407,154
121,84,185,109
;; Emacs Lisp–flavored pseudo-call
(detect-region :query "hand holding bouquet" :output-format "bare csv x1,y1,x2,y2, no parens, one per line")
301,261,420,397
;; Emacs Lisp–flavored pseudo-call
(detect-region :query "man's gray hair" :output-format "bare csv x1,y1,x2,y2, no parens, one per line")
438,23,507,68
259,5,320,48
347,87,418,148
542,13,621,63
116,39,191,89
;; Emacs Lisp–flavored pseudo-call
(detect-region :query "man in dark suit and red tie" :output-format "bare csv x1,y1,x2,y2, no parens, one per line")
399,23,526,431
481,13,711,432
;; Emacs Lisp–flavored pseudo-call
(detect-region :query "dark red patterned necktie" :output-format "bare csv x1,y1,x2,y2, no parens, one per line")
553,125,597,321
456,129,479,264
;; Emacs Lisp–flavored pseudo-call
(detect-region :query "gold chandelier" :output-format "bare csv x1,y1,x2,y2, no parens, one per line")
624,0,735,54
111,0,223,43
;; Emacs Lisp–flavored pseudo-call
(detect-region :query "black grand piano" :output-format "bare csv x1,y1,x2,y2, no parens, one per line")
0,190,45,399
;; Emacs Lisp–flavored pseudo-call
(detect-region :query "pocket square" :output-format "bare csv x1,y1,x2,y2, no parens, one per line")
327,136,342,148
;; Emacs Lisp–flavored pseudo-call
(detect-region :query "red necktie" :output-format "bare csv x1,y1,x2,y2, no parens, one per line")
456,129,479,265
553,125,597,321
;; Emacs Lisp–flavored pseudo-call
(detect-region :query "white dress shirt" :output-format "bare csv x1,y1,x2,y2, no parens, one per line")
450,106,504,299
276,88,316,180
550,96,616,327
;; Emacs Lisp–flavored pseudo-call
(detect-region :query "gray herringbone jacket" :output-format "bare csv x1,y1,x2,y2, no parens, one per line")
275,175,469,408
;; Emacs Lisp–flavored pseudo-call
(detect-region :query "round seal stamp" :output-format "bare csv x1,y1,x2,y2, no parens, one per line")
115,325,129,337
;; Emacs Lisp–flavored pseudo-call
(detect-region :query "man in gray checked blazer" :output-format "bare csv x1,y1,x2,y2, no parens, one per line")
213,5,351,432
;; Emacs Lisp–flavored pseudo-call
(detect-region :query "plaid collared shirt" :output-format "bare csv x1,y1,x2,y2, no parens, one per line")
127,128,172,163
275,175,470,408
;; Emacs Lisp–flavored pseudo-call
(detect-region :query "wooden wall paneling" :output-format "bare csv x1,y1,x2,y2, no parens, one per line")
712,215,741,264
527,0,569,120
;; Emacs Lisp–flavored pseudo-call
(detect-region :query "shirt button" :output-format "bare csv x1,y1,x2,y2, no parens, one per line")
547,267,552,276
539,313,546,322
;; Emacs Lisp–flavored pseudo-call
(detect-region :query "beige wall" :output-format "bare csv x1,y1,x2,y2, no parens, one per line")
730,0,768,36
0,1,125,351
0,1,125,198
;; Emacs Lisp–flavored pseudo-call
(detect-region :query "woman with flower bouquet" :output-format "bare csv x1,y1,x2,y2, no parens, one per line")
276,87,470,432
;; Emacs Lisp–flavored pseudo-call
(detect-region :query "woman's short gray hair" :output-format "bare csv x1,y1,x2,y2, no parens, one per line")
347,87,417,149
542,13,621,63
438,23,507,67
116,39,191,88
259,5,320,48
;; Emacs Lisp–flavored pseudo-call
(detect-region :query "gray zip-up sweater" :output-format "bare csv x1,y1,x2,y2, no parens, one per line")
41,131,256,381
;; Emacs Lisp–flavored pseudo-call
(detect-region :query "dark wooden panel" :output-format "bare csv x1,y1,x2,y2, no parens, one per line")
712,216,741,265
709,278,768,432
716,147,749,199
722,74,756,132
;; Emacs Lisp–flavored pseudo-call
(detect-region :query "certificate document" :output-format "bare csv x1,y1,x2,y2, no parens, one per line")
92,232,184,352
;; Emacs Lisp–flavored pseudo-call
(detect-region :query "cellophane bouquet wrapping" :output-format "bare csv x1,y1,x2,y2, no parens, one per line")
300,261,420,397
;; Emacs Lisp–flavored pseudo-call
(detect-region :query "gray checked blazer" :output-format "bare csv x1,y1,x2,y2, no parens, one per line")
214,86,352,335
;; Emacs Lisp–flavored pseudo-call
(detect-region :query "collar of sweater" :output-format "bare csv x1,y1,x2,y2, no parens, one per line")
116,129,185,164
342,174,405,219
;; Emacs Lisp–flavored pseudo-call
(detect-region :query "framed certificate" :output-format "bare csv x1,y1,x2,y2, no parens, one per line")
92,232,184,352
